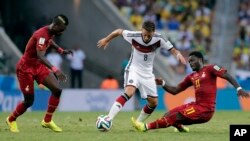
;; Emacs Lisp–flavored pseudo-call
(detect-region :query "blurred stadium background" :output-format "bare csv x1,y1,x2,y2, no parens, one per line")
0,0,249,113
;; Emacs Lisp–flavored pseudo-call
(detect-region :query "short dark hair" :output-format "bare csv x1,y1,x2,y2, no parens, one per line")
142,21,155,32
53,14,69,26
189,51,204,62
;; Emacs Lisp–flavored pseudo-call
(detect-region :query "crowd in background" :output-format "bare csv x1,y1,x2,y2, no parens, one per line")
112,0,216,75
233,0,250,71
1,0,249,89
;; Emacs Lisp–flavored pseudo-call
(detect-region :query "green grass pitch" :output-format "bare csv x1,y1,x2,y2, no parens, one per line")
0,111,249,141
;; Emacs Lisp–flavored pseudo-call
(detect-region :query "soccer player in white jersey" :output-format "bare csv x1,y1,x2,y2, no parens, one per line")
97,21,186,128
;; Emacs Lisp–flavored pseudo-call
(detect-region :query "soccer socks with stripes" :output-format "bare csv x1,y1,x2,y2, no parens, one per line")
108,93,130,120
44,95,60,122
147,111,177,130
146,117,171,130
9,102,27,122
136,104,156,122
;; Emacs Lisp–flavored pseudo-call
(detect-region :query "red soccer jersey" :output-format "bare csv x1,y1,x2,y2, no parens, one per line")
22,26,54,62
178,65,227,110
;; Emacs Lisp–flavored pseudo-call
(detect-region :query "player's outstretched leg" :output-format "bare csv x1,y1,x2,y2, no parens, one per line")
132,111,179,132
131,117,147,132
6,117,19,133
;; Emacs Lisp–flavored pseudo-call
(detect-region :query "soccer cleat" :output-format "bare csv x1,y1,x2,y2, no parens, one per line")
131,117,147,132
174,125,189,132
6,117,19,133
41,120,62,132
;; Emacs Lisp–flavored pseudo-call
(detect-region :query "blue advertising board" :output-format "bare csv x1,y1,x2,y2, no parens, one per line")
0,90,50,112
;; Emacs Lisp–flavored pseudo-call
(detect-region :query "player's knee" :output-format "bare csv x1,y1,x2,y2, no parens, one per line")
147,98,158,107
52,87,62,97
23,94,34,108
148,100,158,107
23,99,34,108
153,101,158,107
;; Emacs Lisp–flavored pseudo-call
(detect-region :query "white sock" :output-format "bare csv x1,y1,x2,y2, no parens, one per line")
108,102,123,120
136,109,150,122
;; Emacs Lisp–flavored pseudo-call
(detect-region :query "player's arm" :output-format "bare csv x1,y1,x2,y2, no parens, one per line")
37,49,54,70
220,72,249,98
50,40,73,55
162,84,184,95
36,48,59,73
37,49,67,82
155,78,186,95
169,48,186,64
97,29,123,49
36,40,67,82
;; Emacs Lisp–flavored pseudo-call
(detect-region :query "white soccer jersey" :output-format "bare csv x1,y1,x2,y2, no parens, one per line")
122,30,174,77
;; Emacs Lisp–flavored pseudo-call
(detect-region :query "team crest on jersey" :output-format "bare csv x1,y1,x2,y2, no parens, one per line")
129,79,134,83
25,85,30,92
202,72,206,78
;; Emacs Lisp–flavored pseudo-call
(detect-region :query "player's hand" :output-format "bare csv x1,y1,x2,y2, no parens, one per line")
63,49,73,56
97,38,109,49
155,78,164,85
54,70,67,82
237,89,250,98
176,53,187,65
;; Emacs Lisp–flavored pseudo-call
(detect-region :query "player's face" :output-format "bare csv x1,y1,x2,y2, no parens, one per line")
51,24,67,36
188,55,202,71
141,28,154,43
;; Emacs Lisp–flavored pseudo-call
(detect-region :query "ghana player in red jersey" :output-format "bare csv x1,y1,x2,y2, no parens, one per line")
6,14,73,133
132,51,249,132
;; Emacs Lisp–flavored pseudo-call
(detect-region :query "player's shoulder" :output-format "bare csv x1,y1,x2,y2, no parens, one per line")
185,71,195,79
204,64,214,68
205,64,220,68
204,64,224,71
154,32,161,37
123,30,141,37
188,72,195,77
33,26,49,36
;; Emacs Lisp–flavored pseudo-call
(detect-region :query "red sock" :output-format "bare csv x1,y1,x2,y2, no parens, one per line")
143,104,156,114
44,95,60,122
147,117,170,129
116,94,129,106
147,111,178,130
9,102,27,122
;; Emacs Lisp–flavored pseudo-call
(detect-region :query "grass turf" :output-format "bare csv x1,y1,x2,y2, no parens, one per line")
0,111,249,141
